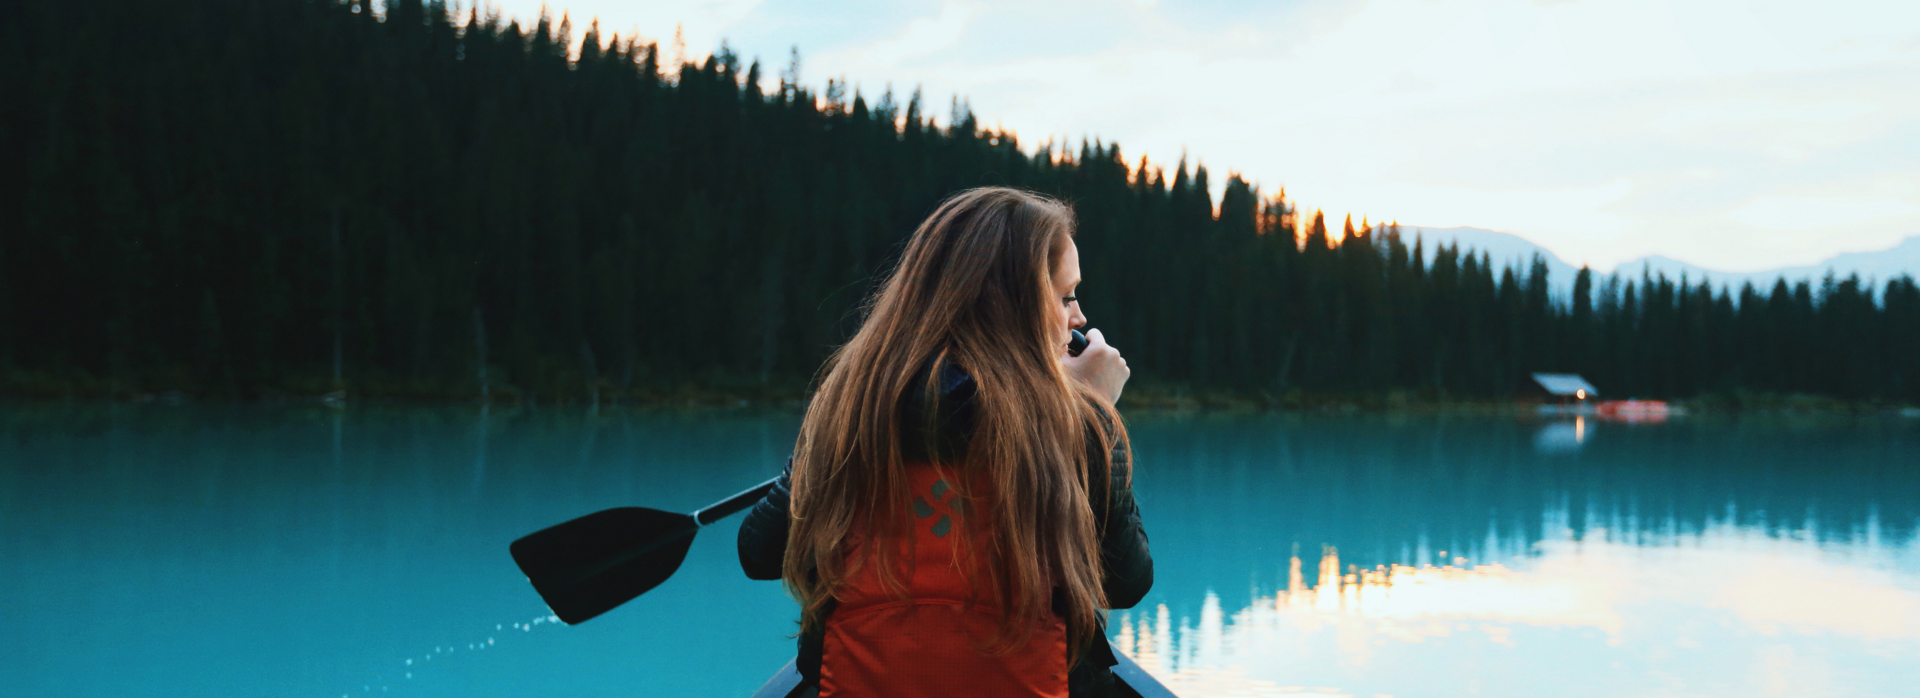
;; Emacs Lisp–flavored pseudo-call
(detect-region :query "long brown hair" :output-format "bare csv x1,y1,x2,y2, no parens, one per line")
783,187,1127,658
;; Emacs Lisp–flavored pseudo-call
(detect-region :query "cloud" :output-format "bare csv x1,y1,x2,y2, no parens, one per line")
1727,185,1920,232
843,0,976,68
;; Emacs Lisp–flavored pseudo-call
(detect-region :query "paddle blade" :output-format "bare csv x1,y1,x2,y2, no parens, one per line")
509,506,697,624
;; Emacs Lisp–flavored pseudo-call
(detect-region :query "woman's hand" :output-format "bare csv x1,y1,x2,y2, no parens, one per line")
1063,328,1129,403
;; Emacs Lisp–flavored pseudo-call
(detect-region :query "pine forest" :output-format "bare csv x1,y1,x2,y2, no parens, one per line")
4,0,1917,406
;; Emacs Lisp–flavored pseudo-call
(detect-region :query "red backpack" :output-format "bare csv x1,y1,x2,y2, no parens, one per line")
819,464,1068,698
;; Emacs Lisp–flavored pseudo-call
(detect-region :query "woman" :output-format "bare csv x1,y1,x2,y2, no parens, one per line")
737,187,1152,698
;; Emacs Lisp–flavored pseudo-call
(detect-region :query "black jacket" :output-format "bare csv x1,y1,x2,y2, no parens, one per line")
736,362,1153,697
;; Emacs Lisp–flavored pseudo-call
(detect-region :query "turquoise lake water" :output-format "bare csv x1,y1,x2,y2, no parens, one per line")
3,404,1917,697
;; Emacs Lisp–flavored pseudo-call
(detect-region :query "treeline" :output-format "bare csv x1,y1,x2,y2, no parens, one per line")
3,0,1916,404
1331,231,1920,403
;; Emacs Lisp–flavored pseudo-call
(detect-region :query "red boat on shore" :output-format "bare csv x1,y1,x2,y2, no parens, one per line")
1595,399,1673,422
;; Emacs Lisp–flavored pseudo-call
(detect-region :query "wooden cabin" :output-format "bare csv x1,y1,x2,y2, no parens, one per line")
1531,373,1597,404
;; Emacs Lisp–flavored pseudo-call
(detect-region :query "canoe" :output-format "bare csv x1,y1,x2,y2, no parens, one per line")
748,635,1178,697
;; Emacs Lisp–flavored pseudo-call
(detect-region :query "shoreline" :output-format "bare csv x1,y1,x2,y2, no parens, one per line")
2,385,1913,419
5,367,1915,416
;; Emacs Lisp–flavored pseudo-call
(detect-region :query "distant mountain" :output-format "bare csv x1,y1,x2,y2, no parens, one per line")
1617,236,1920,293
1392,226,1920,298
1394,226,1582,287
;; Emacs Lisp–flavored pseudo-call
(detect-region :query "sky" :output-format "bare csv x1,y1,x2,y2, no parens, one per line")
479,0,1920,273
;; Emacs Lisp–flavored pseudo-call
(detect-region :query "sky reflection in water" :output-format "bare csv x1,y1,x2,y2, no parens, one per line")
1113,422,1920,697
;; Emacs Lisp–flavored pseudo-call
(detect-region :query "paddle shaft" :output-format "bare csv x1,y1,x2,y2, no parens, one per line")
695,477,780,526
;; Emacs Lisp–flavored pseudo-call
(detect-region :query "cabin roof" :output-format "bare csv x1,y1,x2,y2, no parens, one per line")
1531,373,1598,397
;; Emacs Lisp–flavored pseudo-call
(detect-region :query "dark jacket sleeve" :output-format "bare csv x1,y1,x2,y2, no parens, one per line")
737,458,794,581
1094,427,1153,610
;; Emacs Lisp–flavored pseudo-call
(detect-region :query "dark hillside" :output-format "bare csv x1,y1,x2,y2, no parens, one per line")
3,0,1915,405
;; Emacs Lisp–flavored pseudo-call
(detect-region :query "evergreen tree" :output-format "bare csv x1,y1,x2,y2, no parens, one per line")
1,0,1913,405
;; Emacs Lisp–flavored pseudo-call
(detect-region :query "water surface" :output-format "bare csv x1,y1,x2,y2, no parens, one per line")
2,405,1915,697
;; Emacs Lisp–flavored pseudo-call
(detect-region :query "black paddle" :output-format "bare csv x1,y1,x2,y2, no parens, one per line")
509,477,780,624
